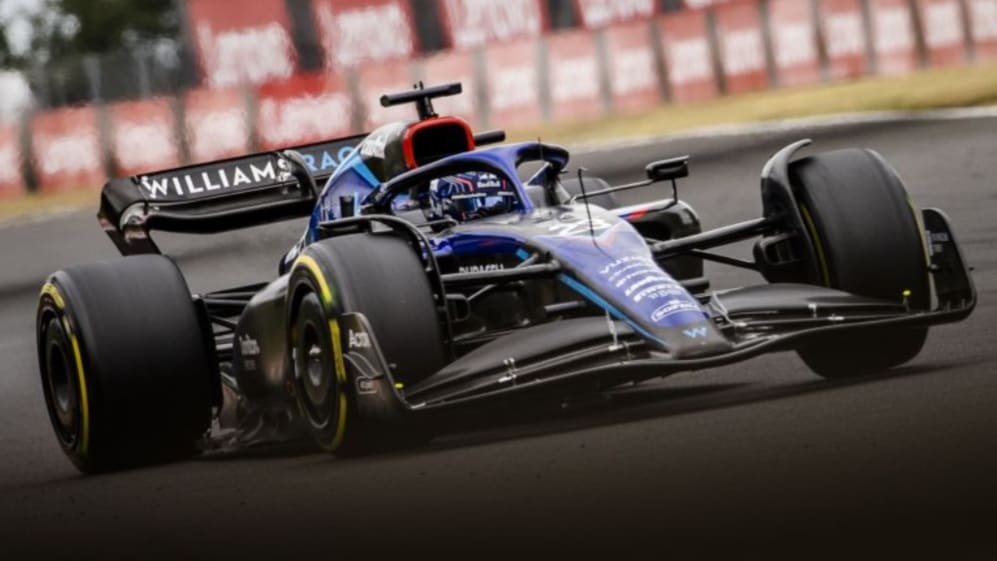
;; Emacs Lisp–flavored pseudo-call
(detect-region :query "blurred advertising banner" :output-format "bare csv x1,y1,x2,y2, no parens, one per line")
440,0,547,49
483,39,543,128
713,0,770,94
659,10,719,103
357,59,417,130
683,0,734,7
818,0,870,79
422,50,480,126
30,106,103,192
184,88,250,162
0,125,24,197
870,0,918,75
768,0,821,87
312,0,417,70
256,74,354,150
604,21,662,112
186,0,295,89
108,98,180,176
967,0,997,60
917,0,967,66
545,30,603,122
574,0,656,29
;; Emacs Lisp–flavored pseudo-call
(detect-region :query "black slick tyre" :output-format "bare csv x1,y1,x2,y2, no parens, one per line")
36,256,216,473
288,233,446,455
789,149,930,379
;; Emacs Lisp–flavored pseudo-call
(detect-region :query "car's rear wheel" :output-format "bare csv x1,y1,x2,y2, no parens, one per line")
288,233,446,455
789,149,930,379
36,256,217,472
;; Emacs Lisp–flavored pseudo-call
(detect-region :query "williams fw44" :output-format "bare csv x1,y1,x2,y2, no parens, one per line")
36,83,975,472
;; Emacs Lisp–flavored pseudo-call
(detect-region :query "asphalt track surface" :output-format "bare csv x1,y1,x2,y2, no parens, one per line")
1,117,995,559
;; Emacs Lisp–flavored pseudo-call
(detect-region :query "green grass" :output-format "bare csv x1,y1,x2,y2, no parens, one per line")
4,61,996,221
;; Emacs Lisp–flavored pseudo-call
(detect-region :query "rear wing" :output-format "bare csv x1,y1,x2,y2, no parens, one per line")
98,134,366,255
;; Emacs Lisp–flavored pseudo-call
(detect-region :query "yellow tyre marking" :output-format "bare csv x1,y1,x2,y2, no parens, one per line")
800,204,831,287
325,319,348,452
292,255,349,452
41,282,90,458
293,255,333,308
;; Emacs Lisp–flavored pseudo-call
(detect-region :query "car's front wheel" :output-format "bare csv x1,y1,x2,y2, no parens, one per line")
287,233,446,455
789,149,930,379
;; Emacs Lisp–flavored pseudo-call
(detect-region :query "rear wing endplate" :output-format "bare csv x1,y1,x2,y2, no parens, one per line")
98,134,365,255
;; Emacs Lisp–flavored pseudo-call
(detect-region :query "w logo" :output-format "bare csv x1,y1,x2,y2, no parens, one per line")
682,326,708,339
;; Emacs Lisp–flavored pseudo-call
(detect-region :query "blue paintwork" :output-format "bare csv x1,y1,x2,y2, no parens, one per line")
297,140,708,352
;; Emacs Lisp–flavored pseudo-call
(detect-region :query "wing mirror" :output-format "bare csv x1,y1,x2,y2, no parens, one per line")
646,156,690,183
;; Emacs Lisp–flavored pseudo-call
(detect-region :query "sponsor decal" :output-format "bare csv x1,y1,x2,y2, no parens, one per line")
682,326,709,338
356,377,377,394
651,299,703,322
458,263,506,273
239,335,261,356
138,159,284,200
546,214,616,238
359,134,388,159
348,329,372,350
297,145,358,175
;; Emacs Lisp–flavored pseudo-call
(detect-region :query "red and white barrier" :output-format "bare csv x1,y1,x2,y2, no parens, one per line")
603,21,661,113
184,88,250,163
819,0,870,79
0,125,24,197
439,0,547,50
545,30,603,122
256,74,353,150
357,59,417,130
108,98,180,176
483,38,543,128
870,0,919,75
186,0,295,88
658,10,718,103
918,0,968,66
30,106,104,192
311,0,417,70
422,50,480,127
15,0,997,198
713,0,769,94
966,0,997,60
768,0,821,87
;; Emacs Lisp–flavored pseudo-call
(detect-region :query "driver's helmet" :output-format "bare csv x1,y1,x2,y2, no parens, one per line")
423,171,516,223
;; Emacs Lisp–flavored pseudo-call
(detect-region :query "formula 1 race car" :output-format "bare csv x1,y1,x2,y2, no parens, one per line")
36,83,976,472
